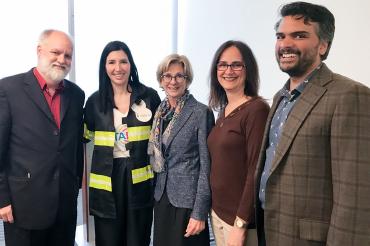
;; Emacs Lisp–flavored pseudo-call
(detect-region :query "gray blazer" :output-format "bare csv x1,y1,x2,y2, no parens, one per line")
154,95,215,220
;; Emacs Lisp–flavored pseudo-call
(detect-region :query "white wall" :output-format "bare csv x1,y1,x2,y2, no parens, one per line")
0,1,174,100
177,0,370,105
1,0,369,104
0,0,69,78
73,0,174,98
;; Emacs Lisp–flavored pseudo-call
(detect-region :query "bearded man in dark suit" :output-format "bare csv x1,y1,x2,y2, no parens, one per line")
0,29,85,246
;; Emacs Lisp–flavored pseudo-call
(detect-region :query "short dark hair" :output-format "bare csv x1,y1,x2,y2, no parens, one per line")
98,41,141,113
209,40,260,112
275,1,335,60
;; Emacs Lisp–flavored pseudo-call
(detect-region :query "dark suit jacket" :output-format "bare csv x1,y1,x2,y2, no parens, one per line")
154,95,215,221
255,64,370,246
0,69,85,230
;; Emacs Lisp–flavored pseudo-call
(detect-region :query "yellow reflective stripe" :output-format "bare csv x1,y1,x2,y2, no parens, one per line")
128,126,151,142
94,131,115,147
84,123,94,140
92,126,149,146
89,173,112,192
131,165,154,184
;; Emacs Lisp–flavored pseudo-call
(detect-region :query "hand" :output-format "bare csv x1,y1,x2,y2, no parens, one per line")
226,226,247,246
184,218,205,237
0,205,14,223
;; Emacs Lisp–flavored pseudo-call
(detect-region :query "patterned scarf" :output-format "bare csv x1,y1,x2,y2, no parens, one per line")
148,91,190,173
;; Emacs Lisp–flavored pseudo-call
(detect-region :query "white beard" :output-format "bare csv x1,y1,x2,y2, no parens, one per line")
46,67,69,82
38,58,70,83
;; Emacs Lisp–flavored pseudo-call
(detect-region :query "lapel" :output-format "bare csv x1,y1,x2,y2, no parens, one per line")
270,64,333,173
23,70,55,125
164,95,197,150
256,92,283,176
60,80,71,124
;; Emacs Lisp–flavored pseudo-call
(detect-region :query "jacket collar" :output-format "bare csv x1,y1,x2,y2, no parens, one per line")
23,68,72,127
267,63,333,173
164,94,197,150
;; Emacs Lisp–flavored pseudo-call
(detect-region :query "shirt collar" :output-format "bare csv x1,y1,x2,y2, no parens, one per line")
33,68,64,92
279,63,323,101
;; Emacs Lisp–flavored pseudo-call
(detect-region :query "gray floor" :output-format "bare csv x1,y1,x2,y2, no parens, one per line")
0,221,4,246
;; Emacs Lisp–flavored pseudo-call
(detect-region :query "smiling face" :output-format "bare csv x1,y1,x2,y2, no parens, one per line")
37,31,73,85
105,50,131,88
275,16,328,80
217,46,246,95
160,62,188,107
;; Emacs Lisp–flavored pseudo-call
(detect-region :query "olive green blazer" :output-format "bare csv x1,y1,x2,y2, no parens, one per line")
255,64,370,246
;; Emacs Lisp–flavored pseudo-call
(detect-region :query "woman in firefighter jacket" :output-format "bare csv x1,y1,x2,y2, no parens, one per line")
84,41,161,246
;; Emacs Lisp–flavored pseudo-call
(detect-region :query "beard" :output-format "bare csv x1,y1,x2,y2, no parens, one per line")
276,47,318,77
38,57,70,83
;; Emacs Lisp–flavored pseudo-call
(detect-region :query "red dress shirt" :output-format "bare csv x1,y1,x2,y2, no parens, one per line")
33,68,64,129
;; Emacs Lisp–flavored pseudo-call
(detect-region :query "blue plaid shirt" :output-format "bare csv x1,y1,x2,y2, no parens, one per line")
259,65,322,209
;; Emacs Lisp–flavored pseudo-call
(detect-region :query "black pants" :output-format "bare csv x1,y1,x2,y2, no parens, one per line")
256,206,266,246
153,192,210,246
94,158,153,246
3,207,77,246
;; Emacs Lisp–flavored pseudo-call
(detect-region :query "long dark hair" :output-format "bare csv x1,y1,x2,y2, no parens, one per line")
98,40,141,113
209,40,260,112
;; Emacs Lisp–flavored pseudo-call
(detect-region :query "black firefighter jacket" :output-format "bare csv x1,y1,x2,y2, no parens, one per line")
84,83,160,218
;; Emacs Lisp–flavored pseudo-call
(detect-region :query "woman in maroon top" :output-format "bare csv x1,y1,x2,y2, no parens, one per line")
207,40,269,246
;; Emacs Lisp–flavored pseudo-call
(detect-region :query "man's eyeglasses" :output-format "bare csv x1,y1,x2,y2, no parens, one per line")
161,73,187,83
216,62,245,71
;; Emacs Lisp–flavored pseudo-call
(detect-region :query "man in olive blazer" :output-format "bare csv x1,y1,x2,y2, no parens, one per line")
255,2,370,246
0,30,84,246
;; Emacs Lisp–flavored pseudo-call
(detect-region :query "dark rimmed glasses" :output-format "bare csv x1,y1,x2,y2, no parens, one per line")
161,73,188,83
216,62,245,71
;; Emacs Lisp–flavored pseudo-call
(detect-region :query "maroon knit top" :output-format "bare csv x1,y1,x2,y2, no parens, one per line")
208,97,269,225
